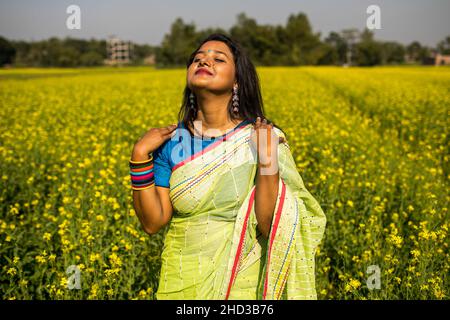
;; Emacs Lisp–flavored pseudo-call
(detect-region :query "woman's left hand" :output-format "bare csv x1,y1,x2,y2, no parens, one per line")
250,117,280,175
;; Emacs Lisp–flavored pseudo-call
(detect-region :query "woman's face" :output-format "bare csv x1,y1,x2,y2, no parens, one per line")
187,40,236,94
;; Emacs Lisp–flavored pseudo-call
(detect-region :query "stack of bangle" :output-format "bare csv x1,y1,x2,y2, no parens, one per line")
129,153,155,190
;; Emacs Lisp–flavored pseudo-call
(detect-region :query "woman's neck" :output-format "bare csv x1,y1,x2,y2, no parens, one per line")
191,91,244,136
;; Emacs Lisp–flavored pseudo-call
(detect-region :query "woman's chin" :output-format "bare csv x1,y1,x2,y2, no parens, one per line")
190,81,216,91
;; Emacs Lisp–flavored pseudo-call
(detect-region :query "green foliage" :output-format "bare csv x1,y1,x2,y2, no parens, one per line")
2,12,448,67
356,29,383,66
80,52,104,66
437,36,450,55
157,18,199,67
0,36,16,66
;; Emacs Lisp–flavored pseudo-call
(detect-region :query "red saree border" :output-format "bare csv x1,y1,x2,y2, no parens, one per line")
262,179,287,299
171,122,251,173
225,187,256,300
225,178,287,300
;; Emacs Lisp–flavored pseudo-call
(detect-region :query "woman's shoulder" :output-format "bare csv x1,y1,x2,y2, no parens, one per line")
154,121,186,156
273,126,285,138
272,125,288,145
153,124,179,157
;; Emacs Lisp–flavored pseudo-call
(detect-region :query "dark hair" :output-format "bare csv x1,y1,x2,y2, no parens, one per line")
177,33,285,137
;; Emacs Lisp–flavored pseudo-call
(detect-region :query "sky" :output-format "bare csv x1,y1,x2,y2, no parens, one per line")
0,0,449,47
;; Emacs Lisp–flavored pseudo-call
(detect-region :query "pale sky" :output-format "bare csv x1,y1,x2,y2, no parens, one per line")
0,0,449,46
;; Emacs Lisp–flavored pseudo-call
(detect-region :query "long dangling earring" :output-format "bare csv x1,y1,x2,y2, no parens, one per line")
232,85,239,114
189,92,196,117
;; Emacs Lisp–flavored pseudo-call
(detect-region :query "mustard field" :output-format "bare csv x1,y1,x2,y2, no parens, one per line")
0,66,448,299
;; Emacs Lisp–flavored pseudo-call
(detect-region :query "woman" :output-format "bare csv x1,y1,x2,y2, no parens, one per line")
129,33,326,300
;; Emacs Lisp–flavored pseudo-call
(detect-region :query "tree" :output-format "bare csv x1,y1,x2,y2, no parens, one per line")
80,51,104,66
355,29,382,66
9,40,30,66
3,11,419,68
195,27,229,46
324,31,347,65
381,41,405,64
56,46,80,67
284,13,322,65
406,41,430,63
437,36,450,55
316,43,339,65
230,13,261,63
132,43,157,64
0,36,16,66
157,18,198,67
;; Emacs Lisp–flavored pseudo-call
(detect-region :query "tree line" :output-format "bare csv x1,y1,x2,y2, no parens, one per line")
1,12,449,67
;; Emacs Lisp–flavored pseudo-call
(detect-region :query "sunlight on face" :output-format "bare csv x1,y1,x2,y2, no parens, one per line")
187,40,236,94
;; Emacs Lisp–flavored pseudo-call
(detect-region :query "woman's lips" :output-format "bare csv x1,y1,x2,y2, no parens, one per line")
195,69,213,76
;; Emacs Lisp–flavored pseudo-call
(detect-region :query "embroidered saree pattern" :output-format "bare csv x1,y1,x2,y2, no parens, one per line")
156,122,326,300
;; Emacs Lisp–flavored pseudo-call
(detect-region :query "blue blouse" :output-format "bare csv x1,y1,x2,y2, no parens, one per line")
153,119,250,188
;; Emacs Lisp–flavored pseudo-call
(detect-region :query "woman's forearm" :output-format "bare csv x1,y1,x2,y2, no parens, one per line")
250,117,282,238
254,165,279,238
131,148,169,235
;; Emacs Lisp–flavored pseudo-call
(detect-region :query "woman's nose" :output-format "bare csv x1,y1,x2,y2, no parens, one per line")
198,58,212,66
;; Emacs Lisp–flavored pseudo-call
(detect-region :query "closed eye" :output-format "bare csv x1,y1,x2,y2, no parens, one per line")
193,58,225,62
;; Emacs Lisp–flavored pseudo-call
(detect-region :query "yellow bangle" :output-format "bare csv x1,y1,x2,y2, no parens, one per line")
129,153,153,164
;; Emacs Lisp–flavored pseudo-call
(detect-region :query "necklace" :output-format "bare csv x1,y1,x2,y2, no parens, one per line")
193,124,219,139
192,120,242,139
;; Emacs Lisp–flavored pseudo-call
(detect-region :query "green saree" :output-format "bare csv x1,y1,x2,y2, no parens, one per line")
155,122,326,300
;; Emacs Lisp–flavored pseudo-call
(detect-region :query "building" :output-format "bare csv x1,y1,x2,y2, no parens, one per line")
143,54,156,65
422,53,450,66
435,54,450,65
105,36,133,65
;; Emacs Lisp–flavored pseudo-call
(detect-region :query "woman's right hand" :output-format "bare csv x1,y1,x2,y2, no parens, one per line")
132,123,178,160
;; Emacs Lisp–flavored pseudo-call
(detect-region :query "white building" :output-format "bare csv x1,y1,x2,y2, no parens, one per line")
105,36,133,65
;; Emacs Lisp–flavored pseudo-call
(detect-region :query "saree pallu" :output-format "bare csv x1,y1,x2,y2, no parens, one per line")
156,122,326,300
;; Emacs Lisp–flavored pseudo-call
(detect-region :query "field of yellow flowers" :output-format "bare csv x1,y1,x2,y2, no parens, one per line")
0,66,448,299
